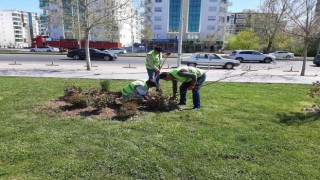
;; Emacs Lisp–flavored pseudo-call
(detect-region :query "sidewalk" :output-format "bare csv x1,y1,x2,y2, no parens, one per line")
0,61,319,84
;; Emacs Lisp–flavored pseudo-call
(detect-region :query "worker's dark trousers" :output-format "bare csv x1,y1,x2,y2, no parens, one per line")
146,68,160,90
179,73,207,109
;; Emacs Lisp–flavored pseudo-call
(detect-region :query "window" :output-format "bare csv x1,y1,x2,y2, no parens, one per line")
155,0,162,2
154,25,161,30
209,0,217,2
169,0,181,32
154,16,161,21
155,7,162,12
207,25,215,30
208,16,216,21
236,19,244,23
237,14,244,18
209,7,216,12
188,0,201,32
240,51,253,54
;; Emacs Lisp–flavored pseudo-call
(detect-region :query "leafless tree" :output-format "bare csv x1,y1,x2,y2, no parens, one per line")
315,0,320,55
141,24,153,52
283,0,320,76
48,0,139,70
252,0,288,53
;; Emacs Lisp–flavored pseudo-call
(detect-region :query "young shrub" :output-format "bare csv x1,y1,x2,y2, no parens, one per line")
115,101,138,119
68,93,91,108
144,91,179,111
310,81,320,109
100,80,111,92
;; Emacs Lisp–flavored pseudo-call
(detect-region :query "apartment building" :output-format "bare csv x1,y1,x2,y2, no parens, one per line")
0,10,39,48
143,0,230,52
228,12,281,34
39,0,142,47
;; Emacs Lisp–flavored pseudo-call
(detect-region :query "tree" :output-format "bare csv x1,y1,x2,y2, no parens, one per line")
141,24,153,52
252,0,288,53
315,0,320,55
225,28,260,50
48,0,138,70
283,0,320,76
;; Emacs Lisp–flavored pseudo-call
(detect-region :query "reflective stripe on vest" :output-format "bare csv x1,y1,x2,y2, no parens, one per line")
146,50,161,69
121,80,149,96
170,67,204,82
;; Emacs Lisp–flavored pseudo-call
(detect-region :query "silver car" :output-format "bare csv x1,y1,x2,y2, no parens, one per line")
269,51,294,59
30,46,60,52
229,50,275,63
181,53,240,69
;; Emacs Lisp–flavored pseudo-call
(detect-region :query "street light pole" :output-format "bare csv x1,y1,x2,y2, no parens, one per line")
177,0,185,68
77,0,81,48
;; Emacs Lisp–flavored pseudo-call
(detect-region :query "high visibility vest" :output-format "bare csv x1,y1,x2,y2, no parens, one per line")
170,67,204,82
121,80,149,96
146,50,161,69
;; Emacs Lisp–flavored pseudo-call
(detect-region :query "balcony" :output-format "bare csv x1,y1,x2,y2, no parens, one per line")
143,2,152,8
144,12,152,16
220,0,232,6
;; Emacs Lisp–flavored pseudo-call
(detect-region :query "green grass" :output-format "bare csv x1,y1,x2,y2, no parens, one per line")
0,77,319,179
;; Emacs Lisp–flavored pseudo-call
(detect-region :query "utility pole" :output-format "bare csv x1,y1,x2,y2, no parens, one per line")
77,0,81,48
177,0,185,68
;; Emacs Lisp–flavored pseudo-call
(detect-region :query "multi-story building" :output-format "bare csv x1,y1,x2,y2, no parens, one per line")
39,0,142,47
228,12,245,34
228,12,280,34
0,10,39,48
143,0,230,52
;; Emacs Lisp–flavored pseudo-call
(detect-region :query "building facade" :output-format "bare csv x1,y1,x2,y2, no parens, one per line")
39,0,142,47
143,0,230,52
0,10,39,48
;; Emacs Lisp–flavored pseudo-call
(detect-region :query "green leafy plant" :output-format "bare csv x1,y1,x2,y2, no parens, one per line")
100,80,111,92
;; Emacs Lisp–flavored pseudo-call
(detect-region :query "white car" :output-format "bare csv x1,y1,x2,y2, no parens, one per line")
30,46,60,52
104,48,127,54
229,50,275,63
181,53,240,69
269,51,294,59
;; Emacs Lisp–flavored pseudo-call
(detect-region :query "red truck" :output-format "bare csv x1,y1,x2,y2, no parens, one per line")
31,35,122,51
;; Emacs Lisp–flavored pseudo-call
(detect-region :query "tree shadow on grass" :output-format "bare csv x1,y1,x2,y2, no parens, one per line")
276,111,320,125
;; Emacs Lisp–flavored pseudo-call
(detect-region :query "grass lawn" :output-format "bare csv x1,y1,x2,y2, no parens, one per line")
0,77,319,179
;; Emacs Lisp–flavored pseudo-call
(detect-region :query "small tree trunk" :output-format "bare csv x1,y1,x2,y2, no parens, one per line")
316,38,320,55
85,32,92,71
266,39,273,53
300,42,308,76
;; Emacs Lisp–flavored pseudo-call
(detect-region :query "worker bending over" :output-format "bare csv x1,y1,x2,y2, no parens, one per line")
159,67,206,110
121,79,157,99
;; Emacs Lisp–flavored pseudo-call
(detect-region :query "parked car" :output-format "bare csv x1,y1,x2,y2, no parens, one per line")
229,50,275,63
67,48,117,61
181,53,240,69
30,46,60,52
104,48,127,54
269,51,294,59
314,54,320,67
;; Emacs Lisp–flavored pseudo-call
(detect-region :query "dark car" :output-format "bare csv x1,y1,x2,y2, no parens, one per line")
314,54,320,67
67,48,117,61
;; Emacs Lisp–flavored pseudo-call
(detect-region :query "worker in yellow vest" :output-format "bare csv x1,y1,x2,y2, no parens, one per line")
146,46,170,91
121,79,157,99
159,67,206,110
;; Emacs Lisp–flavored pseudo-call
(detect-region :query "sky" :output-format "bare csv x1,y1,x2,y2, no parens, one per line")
0,0,262,14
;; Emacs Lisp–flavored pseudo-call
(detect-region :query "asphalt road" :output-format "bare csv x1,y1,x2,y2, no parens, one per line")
0,54,319,84
0,53,318,72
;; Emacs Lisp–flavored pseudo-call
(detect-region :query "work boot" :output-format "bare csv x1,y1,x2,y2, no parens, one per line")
178,102,186,105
